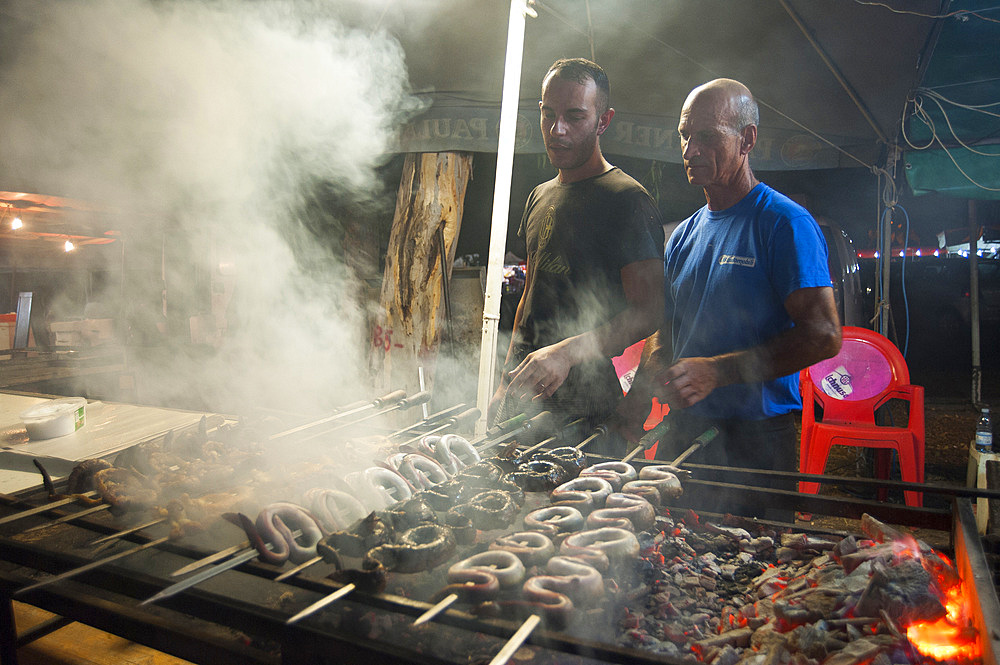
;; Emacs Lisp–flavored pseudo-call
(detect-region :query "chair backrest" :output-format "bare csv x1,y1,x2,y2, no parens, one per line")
802,326,911,424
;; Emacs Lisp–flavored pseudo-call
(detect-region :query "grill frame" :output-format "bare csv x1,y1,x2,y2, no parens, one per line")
2,463,998,665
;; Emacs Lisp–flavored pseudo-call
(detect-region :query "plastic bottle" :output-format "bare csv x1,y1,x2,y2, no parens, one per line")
975,407,993,453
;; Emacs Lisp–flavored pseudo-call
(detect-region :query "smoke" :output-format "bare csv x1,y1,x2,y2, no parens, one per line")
0,0,424,413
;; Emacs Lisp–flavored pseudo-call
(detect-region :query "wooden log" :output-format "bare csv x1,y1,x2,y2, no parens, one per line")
374,152,473,401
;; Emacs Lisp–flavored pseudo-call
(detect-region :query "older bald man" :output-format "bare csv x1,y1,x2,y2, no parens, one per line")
618,79,841,520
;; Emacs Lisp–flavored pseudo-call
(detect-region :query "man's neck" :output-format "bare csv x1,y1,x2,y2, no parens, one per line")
704,171,759,211
557,151,613,184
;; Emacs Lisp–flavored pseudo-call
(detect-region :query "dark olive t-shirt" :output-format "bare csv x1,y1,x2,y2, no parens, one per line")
511,167,664,421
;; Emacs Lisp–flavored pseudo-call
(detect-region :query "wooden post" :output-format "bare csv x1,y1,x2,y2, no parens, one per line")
373,152,473,401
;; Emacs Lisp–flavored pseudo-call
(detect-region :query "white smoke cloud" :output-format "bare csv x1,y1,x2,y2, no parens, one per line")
0,0,425,414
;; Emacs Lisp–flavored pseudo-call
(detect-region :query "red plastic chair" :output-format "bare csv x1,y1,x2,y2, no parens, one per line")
798,326,925,506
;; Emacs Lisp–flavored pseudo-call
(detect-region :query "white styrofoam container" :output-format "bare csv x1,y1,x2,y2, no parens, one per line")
19,397,87,440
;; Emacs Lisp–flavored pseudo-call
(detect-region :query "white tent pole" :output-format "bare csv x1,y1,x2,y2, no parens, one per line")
475,0,534,434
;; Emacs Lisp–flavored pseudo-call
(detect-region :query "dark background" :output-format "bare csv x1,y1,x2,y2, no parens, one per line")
434,152,1000,403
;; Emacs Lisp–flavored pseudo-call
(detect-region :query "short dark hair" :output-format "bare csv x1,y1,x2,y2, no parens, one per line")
543,58,610,113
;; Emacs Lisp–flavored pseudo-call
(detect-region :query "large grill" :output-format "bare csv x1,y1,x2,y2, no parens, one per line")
2,403,999,665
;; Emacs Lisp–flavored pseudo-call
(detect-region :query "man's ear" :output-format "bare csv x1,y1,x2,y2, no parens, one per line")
597,107,615,136
740,124,757,155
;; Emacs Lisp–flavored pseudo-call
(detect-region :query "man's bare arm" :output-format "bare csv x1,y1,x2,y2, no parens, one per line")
506,258,665,401
663,286,842,408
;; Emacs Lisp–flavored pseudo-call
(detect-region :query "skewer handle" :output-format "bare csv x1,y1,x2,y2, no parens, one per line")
398,391,432,409
373,390,407,408
638,418,672,452
448,408,482,428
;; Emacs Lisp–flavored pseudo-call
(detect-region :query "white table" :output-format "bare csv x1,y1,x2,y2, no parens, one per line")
0,392,225,494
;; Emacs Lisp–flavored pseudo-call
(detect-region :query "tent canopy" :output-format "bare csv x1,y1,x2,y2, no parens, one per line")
387,0,948,174
901,0,1000,200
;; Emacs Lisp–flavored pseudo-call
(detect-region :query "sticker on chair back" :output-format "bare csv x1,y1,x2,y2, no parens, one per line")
820,365,854,399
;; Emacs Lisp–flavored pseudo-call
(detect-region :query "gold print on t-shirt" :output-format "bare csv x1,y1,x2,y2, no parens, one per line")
535,207,569,275
536,250,570,275
538,206,555,250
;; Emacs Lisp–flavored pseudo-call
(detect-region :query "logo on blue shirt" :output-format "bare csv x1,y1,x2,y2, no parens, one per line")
719,254,756,267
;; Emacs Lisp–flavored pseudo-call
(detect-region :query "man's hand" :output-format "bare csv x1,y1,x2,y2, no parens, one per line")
660,357,720,408
506,339,578,402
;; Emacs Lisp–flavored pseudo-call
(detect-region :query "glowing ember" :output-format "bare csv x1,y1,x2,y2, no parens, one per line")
905,585,981,661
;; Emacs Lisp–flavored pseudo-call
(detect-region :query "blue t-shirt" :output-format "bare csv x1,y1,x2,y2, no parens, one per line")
664,183,832,420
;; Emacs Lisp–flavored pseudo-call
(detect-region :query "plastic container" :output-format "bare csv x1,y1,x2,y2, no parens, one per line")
975,407,993,453
19,397,87,440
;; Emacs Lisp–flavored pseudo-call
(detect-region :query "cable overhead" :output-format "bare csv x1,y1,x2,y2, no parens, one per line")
901,88,1000,192
852,0,1000,23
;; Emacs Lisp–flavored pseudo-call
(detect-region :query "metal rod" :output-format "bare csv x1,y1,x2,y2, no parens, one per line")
143,546,261,605
468,412,529,447
671,427,720,467
285,583,356,624
16,536,170,596
387,403,467,440
170,540,249,577
268,390,407,441
397,407,481,447
515,418,586,460
0,491,99,526
621,443,645,464
413,593,458,626
293,391,432,444
22,502,111,533
476,411,556,455
89,517,165,546
574,424,608,450
274,555,322,582
488,614,541,665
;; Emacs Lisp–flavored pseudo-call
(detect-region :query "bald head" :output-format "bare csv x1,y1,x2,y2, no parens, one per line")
683,79,759,134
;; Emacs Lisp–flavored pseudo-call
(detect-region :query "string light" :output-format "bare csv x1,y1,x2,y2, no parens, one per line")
11,216,22,230
64,239,75,252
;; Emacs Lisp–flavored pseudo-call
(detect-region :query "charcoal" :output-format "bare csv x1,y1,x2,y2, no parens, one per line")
833,534,859,558
855,559,946,624
709,644,740,665
692,627,753,651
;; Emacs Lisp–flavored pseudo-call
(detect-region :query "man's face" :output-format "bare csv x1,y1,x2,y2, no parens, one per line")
677,92,745,188
539,75,606,172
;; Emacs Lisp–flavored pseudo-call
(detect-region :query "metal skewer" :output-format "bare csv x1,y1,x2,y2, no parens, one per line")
294,391,432,444
574,424,609,450
386,403,468,440
397,407,482,447
474,410,556,455
89,516,166,547
170,540,250,577
669,426,720,467
0,491,99,526
466,412,529,447
16,536,170,596
274,555,322,582
412,593,458,626
285,583,356,624
488,614,541,665
514,418,588,461
143,546,263,605
22,502,111,533
269,390,408,441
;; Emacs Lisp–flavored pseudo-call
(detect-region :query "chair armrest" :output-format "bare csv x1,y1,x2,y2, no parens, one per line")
800,374,817,421
877,384,925,437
